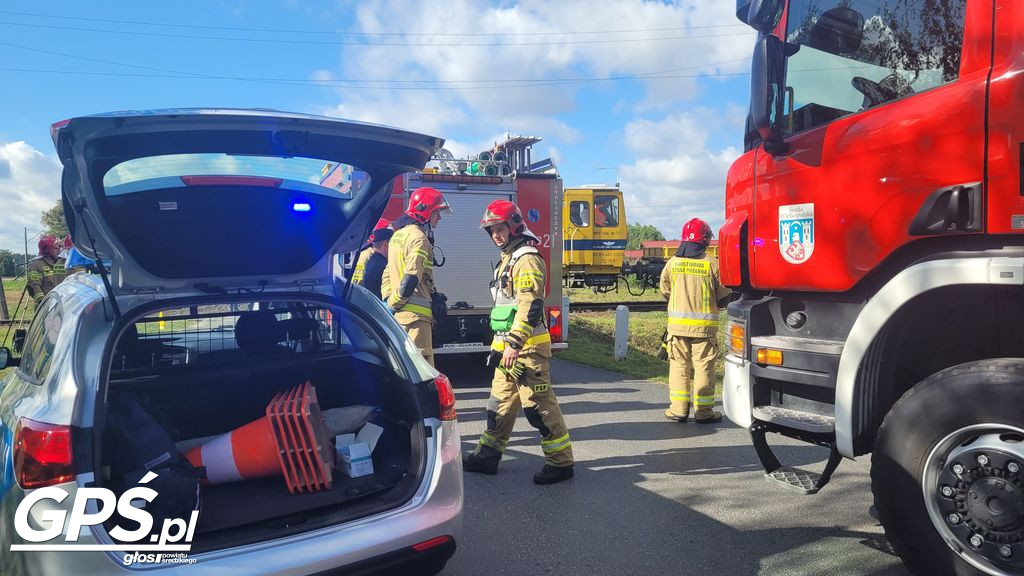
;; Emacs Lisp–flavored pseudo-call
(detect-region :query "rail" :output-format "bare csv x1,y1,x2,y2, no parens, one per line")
568,301,664,313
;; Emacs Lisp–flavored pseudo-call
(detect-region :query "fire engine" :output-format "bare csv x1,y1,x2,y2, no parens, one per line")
723,1,1024,575
378,135,568,357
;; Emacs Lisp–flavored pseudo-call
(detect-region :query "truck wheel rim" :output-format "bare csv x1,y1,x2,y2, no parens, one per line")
923,423,1024,575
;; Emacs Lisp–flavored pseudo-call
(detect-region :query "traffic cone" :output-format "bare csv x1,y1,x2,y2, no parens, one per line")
184,381,334,494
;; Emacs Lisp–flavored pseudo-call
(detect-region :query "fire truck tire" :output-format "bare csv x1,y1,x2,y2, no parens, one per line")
871,359,1024,576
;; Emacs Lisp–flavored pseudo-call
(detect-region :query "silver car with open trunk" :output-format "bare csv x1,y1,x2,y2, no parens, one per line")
0,109,463,575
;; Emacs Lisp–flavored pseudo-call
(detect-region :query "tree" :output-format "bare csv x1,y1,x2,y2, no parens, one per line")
41,200,68,239
627,222,665,250
0,249,17,277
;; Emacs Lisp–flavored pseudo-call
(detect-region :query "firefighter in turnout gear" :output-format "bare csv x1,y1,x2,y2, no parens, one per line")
26,235,66,305
352,218,393,300
660,218,732,423
463,200,574,485
384,187,450,367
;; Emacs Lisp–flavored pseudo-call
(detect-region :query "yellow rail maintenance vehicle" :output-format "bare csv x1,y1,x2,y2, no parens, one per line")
562,185,627,290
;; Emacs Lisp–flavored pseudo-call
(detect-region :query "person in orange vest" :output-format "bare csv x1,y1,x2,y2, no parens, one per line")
660,218,732,423
463,200,574,485
352,218,393,300
384,187,450,367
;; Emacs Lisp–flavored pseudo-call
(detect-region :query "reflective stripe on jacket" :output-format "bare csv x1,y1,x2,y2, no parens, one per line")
659,254,730,338
26,256,66,302
352,247,373,286
385,224,435,323
491,242,550,356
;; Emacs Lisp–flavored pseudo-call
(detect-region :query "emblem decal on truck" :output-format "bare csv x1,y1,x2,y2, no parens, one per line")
779,203,814,264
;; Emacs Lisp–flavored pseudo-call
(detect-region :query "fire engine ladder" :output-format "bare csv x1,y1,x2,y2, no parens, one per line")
748,337,845,495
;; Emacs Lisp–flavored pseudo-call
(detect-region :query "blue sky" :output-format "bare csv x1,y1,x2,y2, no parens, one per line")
0,0,756,253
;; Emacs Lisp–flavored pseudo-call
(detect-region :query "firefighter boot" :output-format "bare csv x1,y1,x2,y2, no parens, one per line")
533,464,574,485
664,407,688,423
463,445,501,475
694,408,723,424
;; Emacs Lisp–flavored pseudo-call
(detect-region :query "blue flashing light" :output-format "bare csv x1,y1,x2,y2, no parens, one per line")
292,202,312,213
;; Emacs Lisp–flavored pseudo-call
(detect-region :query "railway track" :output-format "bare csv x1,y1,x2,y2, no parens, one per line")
568,301,665,313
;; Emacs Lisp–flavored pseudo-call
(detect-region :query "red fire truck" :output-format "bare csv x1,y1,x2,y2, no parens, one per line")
376,136,568,357
723,1,1024,574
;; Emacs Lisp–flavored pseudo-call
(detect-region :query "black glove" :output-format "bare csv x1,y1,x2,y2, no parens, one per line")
658,329,670,361
486,350,502,368
431,291,448,327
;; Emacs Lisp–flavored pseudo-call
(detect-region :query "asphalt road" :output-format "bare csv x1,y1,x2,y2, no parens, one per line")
434,357,911,576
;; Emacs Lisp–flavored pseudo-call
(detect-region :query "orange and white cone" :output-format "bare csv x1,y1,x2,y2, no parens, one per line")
184,381,334,493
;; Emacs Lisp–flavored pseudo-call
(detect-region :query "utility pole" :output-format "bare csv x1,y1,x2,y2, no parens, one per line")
0,275,7,320
24,227,29,273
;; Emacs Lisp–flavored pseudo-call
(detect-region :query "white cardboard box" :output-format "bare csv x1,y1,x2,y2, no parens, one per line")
336,441,374,478
335,423,383,478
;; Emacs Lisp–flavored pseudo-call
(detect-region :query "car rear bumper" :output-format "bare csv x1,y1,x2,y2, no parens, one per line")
9,422,463,575
314,536,456,576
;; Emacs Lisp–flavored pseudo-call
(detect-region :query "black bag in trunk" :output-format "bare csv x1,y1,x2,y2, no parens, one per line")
105,392,204,538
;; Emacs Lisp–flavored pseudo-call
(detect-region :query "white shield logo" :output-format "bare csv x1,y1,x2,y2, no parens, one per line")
779,203,814,264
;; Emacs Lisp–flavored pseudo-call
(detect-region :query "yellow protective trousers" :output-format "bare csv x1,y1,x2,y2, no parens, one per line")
401,318,434,367
474,353,573,467
667,335,719,420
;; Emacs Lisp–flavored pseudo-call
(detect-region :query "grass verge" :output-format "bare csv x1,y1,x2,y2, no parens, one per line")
558,310,727,392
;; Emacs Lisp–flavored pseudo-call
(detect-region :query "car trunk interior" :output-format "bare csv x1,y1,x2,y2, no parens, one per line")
95,302,428,552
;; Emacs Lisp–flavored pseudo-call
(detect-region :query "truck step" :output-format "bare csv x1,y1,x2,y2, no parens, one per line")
766,466,831,495
751,421,843,495
749,335,844,355
752,405,835,434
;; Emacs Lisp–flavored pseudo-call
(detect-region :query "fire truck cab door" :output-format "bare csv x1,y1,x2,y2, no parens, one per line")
750,0,992,292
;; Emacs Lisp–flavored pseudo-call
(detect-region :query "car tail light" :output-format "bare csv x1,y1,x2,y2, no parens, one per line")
412,535,452,552
435,374,456,421
547,307,563,342
14,418,74,490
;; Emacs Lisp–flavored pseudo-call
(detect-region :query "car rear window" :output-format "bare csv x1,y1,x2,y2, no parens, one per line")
102,153,369,198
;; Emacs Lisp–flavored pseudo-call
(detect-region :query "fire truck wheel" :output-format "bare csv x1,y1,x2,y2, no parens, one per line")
872,359,1024,576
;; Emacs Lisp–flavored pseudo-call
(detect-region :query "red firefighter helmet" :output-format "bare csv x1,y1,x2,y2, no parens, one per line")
681,218,713,245
480,200,526,234
368,218,392,243
406,187,451,224
38,234,60,256
480,200,540,243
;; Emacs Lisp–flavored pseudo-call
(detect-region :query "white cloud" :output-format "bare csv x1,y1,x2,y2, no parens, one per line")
316,0,754,145
310,69,334,84
0,141,62,253
617,110,742,238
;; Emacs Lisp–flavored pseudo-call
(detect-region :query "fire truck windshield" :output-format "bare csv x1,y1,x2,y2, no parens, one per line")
778,0,966,135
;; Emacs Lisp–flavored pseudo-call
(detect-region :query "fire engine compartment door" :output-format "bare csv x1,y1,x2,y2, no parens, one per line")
429,190,513,309
749,0,989,291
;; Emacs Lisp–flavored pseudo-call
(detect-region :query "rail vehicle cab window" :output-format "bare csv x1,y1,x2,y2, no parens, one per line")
18,295,64,384
594,195,619,228
781,0,967,135
569,201,590,227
